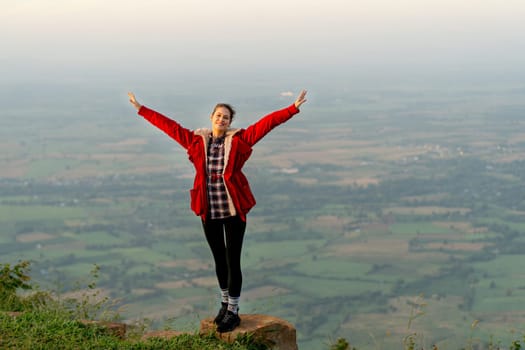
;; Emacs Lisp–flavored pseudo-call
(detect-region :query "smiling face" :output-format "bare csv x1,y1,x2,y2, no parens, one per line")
210,105,233,136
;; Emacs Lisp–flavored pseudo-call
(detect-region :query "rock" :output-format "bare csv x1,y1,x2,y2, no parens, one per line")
200,314,298,350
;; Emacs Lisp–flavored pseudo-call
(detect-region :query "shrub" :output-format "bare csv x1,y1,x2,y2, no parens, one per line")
0,260,33,311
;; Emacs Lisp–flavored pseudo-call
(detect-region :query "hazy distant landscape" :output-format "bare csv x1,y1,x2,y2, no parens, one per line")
1,80,525,349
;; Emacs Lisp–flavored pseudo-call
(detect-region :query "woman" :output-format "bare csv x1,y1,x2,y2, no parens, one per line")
128,90,307,332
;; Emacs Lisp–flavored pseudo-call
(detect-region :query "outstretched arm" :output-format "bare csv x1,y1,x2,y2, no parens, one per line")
128,92,194,149
242,90,308,146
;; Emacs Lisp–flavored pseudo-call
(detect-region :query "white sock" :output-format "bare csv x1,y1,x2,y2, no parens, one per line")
228,296,239,314
220,289,229,304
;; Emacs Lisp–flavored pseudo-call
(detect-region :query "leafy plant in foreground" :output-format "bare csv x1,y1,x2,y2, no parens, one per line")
403,294,427,350
0,260,33,311
59,263,121,322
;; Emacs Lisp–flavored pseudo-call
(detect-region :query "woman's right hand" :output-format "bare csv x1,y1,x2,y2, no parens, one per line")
128,92,142,110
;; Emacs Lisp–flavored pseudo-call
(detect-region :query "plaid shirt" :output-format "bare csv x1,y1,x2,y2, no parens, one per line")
207,134,231,219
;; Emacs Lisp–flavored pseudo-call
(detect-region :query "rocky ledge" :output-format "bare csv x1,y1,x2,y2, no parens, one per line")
144,314,298,350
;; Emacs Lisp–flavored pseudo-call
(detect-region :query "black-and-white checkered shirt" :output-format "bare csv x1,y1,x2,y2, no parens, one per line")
207,134,231,219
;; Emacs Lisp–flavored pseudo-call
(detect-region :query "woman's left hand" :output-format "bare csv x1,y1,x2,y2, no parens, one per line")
128,92,142,111
294,90,307,109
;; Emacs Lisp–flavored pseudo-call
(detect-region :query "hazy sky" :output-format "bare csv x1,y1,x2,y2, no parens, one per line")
2,0,525,85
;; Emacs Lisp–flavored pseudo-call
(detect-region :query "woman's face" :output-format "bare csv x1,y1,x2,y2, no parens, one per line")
210,107,232,133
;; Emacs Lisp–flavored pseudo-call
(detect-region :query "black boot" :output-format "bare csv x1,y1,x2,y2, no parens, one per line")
214,303,228,325
217,310,241,333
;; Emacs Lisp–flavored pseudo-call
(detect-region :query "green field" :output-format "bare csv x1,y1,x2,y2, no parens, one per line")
2,84,525,349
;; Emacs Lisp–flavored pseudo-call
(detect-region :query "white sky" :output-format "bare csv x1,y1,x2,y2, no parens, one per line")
2,0,525,84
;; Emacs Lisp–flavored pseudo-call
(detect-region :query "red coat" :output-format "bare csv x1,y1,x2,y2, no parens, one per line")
138,104,300,221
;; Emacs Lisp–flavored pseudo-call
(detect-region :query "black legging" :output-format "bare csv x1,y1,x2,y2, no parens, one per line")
202,215,246,298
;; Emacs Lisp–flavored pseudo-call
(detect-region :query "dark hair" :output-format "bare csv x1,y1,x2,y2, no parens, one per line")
212,103,236,121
